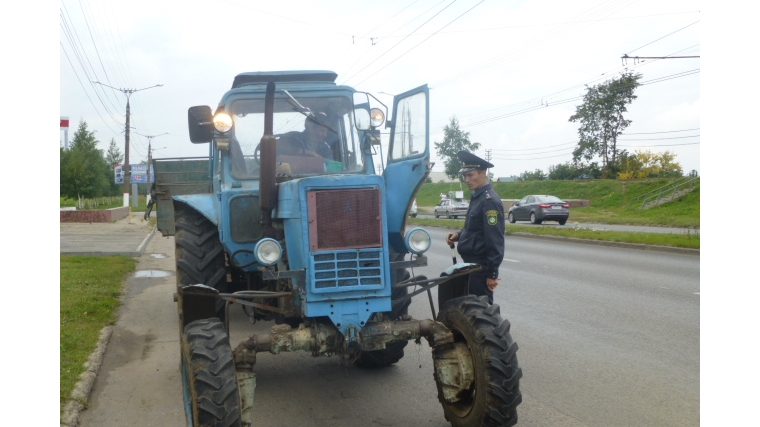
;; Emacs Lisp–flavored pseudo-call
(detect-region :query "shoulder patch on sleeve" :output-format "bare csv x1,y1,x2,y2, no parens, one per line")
486,209,499,225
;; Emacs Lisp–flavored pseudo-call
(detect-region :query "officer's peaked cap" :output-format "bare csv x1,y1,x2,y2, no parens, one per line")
458,150,493,173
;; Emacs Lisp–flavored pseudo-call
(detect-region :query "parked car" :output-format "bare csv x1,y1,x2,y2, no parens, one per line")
409,199,418,217
434,198,469,219
508,195,569,225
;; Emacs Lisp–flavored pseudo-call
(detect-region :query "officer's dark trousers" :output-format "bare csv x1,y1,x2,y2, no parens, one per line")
467,268,493,305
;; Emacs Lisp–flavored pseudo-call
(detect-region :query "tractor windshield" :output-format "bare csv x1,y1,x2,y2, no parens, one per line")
227,93,365,179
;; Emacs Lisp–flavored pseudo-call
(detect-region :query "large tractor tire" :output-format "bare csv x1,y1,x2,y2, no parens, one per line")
181,318,242,427
175,203,228,319
434,295,522,427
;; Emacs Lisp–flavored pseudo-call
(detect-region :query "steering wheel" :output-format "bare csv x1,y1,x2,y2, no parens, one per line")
255,136,315,164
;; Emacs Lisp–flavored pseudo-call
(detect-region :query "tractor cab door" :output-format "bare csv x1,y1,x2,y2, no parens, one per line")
382,84,430,253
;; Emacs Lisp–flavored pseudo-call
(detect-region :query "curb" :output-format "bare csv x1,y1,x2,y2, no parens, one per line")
135,227,157,255
60,326,113,427
508,232,699,255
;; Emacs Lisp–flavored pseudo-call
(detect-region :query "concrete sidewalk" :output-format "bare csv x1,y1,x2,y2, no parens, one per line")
60,212,156,256
62,221,183,427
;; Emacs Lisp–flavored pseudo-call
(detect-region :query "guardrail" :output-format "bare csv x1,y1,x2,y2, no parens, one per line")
627,177,699,209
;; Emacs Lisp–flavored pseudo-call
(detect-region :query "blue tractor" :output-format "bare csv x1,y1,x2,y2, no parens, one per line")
154,71,521,427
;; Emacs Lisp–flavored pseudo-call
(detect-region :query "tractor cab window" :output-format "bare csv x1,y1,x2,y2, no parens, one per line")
390,91,427,161
227,94,364,179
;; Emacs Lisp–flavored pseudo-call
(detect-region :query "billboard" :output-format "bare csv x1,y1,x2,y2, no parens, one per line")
114,164,154,184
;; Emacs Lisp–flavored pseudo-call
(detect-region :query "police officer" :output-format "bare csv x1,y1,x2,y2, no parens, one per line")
446,150,505,304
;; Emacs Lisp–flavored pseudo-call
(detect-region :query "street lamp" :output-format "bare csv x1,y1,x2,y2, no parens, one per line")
93,81,163,207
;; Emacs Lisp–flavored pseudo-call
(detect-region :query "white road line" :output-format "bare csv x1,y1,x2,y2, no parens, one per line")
694,292,700,295
503,258,521,263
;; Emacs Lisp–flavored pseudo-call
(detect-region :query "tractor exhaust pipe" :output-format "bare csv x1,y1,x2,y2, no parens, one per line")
259,82,279,238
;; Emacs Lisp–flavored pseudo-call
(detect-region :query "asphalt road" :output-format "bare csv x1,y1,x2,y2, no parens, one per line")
77,228,699,427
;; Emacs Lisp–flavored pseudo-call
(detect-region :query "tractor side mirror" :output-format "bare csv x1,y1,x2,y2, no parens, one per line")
354,107,370,131
188,106,214,143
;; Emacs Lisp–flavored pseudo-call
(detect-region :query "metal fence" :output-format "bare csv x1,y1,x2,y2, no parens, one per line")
627,177,700,209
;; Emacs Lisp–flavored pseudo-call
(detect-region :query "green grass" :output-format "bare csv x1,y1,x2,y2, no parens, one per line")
60,255,137,410
506,224,699,249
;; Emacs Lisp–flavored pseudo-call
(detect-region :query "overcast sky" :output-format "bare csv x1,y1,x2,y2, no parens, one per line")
57,0,701,179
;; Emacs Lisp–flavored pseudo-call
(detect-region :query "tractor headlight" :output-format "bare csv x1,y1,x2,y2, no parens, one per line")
370,108,385,127
405,227,431,255
213,113,233,133
254,238,282,266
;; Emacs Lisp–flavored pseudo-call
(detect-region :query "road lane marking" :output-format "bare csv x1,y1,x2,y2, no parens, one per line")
694,292,700,295
503,258,520,263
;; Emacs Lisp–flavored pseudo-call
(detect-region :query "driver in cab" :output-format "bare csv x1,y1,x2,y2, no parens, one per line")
277,112,334,160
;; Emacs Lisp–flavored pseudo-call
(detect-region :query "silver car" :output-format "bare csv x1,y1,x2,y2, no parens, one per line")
508,195,569,225
434,198,469,219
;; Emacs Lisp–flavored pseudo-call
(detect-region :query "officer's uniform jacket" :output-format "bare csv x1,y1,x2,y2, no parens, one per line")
457,183,505,280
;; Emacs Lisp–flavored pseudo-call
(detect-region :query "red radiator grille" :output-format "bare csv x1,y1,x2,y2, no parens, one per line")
308,188,383,251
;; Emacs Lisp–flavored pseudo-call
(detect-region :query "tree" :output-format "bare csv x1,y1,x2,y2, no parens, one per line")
569,72,642,178
617,150,683,180
548,160,601,180
106,138,123,166
105,138,124,196
60,120,110,199
517,169,547,181
434,117,481,181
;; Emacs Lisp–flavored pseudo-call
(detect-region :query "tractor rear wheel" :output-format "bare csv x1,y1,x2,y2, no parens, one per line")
175,203,228,319
181,318,242,427
434,295,522,427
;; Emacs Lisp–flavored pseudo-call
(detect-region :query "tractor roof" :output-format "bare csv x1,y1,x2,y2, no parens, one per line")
231,71,338,89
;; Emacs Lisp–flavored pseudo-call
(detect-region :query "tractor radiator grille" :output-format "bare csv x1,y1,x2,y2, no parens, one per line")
307,188,382,251
312,250,383,289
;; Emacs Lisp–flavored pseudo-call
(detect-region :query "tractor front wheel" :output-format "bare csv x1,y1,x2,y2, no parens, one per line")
175,203,228,320
434,295,522,427
181,318,242,427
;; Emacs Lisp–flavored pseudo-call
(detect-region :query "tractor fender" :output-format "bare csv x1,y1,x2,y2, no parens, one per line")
437,263,482,309
173,194,219,226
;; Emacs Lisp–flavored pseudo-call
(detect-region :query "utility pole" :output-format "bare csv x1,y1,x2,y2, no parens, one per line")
93,81,163,207
485,148,494,182
137,132,169,199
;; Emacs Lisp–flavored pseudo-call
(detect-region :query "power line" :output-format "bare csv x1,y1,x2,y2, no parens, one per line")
60,42,120,134
619,142,699,147
337,0,444,79
623,127,699,135
431,0,637,89
77,0,122,112
625,20,700,55
378,10,701,38
443,68,700,132
353,0,486,86
618,135,699,141
341,0,459,85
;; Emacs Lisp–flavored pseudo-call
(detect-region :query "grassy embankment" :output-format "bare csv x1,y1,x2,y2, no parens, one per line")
409,178,700,249
60,255,138,411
